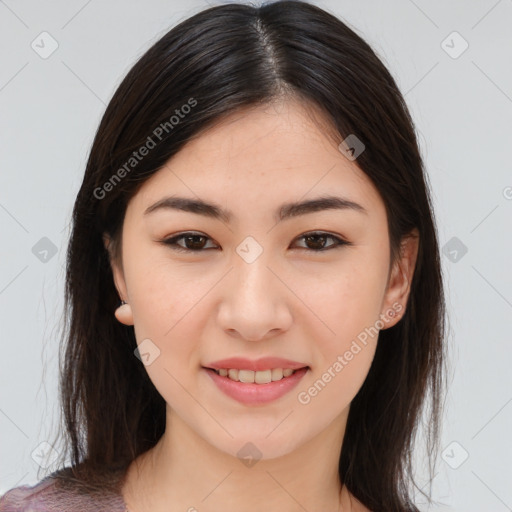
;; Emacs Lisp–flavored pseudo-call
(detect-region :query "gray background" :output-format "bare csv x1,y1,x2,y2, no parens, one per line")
1,1,511,510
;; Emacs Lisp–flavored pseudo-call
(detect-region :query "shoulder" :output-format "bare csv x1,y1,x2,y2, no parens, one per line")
0,475,56,511
0,470,127,512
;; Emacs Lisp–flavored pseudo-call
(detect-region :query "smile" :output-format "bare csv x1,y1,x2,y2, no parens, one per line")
203,366,309,405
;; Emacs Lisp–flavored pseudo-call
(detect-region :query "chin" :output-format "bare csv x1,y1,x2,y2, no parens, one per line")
203,424,314,463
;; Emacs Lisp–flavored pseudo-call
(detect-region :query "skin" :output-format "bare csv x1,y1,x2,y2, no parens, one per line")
104,98,419,512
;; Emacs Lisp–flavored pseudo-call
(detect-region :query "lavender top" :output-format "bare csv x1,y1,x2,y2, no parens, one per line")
0,471,129,512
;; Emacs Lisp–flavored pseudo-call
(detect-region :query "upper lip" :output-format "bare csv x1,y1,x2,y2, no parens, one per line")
204,357,309,372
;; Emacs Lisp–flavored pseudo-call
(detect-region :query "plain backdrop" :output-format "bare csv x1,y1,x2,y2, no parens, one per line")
0,1,511,511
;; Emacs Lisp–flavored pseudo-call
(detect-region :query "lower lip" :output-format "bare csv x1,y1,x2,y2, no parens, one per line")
204,367,309,405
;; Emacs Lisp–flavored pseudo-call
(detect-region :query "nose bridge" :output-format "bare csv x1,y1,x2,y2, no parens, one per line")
216,237,292,340
232,237,276,302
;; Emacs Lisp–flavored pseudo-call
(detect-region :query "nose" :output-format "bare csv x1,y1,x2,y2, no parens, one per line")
216,253,293,342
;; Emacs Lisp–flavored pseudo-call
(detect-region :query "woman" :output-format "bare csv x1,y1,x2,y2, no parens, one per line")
0,1,446,511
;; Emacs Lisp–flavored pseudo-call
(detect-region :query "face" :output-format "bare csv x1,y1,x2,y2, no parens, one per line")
105,99,418,460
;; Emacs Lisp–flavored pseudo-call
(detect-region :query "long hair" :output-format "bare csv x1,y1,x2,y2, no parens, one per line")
46,2,447,510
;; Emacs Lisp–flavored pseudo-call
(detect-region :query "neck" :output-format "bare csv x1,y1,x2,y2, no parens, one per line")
122,405,352,512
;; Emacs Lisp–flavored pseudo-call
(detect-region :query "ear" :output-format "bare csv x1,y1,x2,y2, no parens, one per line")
103,234,128,303
104,234,134,326
103,234,127,296
380,228,419,329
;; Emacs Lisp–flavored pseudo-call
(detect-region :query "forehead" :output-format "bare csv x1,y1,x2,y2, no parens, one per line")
128,99,384,221
183,99,344,168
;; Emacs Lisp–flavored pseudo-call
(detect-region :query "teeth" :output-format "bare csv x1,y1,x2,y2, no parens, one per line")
213,367,302,383
271,368,283,380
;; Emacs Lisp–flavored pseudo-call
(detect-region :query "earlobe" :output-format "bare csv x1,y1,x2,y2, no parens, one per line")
115,301,134,326
380,229,419,328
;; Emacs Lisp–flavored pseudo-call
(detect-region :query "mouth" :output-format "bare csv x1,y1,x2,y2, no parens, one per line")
202,365,310,405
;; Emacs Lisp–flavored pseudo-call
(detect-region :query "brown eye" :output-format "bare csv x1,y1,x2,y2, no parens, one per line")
162,232,217,252
292,232,350,251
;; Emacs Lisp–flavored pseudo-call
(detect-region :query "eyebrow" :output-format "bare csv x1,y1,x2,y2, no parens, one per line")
143,194,367,223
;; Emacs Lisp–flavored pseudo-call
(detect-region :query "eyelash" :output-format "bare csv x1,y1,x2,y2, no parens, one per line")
159,231,351,253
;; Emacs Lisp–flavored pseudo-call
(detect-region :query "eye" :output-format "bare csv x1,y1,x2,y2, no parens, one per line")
291,232,351,251
159,231,351,253
160,232,217,252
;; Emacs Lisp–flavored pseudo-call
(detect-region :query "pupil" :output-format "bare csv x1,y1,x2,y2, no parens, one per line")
306,234,325,250
187,235,204,249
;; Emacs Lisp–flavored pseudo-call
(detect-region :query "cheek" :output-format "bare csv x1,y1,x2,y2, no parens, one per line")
129,281,207,413
297,341,377,426
295,259,384,407
127,248,209,330
125,256,211,383
297,258,387,343
297,293,379,416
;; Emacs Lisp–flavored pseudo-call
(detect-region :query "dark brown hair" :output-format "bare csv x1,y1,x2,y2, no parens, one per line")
45,1,447,510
